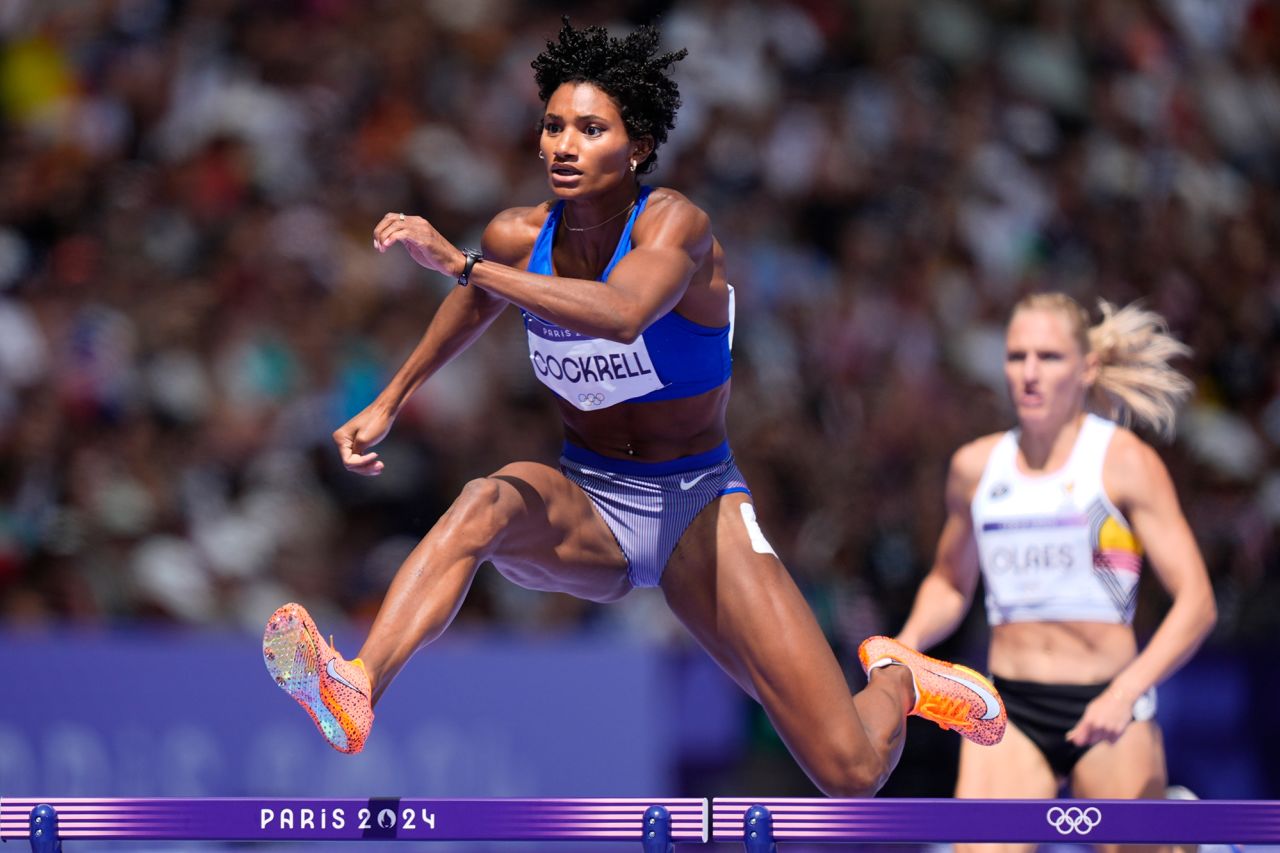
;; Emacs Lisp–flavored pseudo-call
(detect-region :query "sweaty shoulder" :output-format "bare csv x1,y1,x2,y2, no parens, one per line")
949,433,1003,504
481,203,553,267
633,187,711,250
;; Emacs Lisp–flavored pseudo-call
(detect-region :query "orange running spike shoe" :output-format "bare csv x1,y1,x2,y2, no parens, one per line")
858,635,1007,746
263,602,374,754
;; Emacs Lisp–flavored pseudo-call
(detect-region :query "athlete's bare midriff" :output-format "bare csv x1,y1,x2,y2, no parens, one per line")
559,381,730,461
989,620,1139,684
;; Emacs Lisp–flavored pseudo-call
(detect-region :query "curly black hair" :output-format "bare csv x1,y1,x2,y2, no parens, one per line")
532,18,687,175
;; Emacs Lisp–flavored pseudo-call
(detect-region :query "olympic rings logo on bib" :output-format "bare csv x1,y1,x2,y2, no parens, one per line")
1046,806,1101,835
524,316,664,411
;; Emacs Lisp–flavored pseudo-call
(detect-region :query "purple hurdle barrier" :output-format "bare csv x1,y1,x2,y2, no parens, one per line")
712,798,1275,847
1,798,707,848
6,797,1273,848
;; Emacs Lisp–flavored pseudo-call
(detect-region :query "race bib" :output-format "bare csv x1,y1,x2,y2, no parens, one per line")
978,516,1093,607
525,315,665,410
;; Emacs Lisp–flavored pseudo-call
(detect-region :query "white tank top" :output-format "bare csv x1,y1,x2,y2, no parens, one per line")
971,414,1144,626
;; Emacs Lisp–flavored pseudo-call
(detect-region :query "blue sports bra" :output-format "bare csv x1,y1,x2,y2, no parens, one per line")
521,186,733,411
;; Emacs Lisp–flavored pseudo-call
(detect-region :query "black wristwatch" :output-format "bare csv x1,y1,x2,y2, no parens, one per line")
457,249,483,287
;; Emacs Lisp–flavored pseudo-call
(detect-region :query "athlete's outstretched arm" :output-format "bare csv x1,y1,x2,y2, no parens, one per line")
372,195,710,343
333,217,517,476
1066,431,1217,746
895,439,991,651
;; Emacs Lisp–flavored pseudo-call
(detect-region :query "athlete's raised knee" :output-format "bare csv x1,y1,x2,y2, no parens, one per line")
440,476,520,550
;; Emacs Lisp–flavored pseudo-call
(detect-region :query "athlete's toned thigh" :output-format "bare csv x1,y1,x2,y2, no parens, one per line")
659,492,867,775
1071,721,1168,853
954,730,1057,853
1070,720,1167,799
482,461,630,602
955,724,1057,799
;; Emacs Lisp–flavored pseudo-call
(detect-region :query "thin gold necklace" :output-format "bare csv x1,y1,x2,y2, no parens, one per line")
562,199,636,232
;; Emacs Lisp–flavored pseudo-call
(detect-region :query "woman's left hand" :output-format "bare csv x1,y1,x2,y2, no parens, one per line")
1065,687,1136,746
373,212,463,277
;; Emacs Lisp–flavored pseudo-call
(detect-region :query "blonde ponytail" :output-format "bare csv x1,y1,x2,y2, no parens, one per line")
1012,293,1194,439
1086,300,1193,439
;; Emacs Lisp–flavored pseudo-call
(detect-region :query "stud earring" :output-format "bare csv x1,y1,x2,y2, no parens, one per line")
629,159,637,172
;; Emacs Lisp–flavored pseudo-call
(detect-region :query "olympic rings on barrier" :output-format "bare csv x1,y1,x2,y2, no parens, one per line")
710,797,1268,846
1046,805,1102,835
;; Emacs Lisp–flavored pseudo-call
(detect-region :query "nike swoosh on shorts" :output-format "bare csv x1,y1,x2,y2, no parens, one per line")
679,472,711,490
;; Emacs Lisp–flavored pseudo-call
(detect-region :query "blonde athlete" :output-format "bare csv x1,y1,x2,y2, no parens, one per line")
896,293,1216,851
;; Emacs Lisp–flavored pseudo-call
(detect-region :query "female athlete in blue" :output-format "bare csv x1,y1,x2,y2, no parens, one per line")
262,19,1005,794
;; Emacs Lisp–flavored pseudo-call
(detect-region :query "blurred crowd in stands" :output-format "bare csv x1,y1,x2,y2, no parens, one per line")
1,0,1278,666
